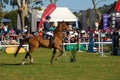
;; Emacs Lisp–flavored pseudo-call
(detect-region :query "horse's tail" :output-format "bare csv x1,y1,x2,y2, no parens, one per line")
14,38,29,57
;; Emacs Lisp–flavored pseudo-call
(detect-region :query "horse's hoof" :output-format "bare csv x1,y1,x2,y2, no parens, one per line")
50,60,53,64
55,57,59,61
30,58,33,64
22,59,26,65
30,62,33,64
14,54,17,57
21,62,25,65
51,62,53,64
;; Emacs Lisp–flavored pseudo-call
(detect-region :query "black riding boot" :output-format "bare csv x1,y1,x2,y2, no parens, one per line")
49,36,53,47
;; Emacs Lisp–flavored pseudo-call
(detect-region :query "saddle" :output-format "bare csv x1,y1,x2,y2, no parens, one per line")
42,34,54,47
42,33,50,40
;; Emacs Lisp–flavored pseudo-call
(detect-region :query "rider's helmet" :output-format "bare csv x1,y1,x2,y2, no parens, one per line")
46,15,51,20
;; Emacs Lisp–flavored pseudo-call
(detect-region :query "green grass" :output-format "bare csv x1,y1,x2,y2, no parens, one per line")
0,48,120,80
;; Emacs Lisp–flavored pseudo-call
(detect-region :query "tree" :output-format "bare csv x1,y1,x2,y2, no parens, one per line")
4,10,17,28
50,0,58,3
0,0,57,31
92,0,117,21
0,0,42,30
92,0,102,21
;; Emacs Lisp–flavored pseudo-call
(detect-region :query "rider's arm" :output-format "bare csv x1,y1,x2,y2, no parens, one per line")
44,22,50,31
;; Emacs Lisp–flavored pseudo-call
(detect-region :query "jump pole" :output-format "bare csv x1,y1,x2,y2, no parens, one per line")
99,31,107,57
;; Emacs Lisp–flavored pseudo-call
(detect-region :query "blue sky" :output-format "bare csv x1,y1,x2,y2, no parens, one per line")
55,0,116,12
4,0,116,12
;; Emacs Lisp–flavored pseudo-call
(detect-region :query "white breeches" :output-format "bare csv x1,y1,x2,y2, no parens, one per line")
46,32,54,37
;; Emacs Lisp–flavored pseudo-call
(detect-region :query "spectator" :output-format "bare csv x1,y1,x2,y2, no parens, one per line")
3,24,8,34
16,28,22,35
9,28,15,34
53,21,58,28
23,26,28,34
64,34,70,43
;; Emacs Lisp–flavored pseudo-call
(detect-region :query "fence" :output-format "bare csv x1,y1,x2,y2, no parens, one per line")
0,44,29,51
63,41,112,52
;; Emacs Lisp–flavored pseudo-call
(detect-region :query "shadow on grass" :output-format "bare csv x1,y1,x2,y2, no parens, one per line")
0,63,22,66
0,62,52,66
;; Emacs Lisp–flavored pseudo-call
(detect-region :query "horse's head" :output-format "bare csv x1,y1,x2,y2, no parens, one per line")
56,22,70,32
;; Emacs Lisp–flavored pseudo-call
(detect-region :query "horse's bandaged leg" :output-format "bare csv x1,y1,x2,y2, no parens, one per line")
56,57,59,60
22,58,26,65
30,58,33,64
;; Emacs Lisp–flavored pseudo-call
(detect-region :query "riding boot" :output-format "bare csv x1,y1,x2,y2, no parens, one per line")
49,36,53,47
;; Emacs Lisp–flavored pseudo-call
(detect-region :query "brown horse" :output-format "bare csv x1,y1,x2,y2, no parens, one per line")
14,22,69,64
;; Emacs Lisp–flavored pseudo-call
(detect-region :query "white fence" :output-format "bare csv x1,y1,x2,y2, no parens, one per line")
0,44,29,51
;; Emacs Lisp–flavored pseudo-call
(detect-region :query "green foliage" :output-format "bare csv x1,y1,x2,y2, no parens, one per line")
0,48,120,80
0,11,4,17
4,10,17,28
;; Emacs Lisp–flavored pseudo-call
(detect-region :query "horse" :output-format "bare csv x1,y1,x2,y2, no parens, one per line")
14,22,69,65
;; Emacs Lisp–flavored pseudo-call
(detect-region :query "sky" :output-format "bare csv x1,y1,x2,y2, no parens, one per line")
4,0,116,12
44,0,116,12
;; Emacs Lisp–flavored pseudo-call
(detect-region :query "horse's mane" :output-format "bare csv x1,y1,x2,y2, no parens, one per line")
54,22,63,32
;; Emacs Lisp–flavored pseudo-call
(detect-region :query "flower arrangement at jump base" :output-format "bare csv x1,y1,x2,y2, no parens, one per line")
65,44,80,62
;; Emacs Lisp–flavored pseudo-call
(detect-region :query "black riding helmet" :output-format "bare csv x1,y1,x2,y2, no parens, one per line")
46,15,51,20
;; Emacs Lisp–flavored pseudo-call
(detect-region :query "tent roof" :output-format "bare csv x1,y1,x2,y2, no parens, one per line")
37,7,78,22
1,18,11,22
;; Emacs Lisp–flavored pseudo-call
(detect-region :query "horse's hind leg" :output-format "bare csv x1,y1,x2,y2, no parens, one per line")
50,48,56,64
22,52,30,65
22,51,33,64
29,52,33,64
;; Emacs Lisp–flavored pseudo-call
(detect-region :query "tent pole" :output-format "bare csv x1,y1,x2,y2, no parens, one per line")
75,21,78,28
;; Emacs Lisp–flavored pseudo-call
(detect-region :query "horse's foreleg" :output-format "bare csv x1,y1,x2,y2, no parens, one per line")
50,48,56,64
28,47,38,64
29,45,39,64
56,48,64,60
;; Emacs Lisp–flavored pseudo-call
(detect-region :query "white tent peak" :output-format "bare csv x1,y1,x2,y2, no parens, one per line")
30,7,79,32
37,7,78,22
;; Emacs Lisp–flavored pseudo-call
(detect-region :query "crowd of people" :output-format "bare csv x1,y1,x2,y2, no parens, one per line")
0,15,120,46
0,25,115,46
0,23,30,45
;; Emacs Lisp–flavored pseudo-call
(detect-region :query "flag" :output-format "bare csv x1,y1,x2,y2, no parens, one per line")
38,3,56,30
115,0,120,12
103,14,108,30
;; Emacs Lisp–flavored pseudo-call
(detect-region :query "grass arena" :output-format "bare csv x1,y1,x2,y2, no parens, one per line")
0,47,120,80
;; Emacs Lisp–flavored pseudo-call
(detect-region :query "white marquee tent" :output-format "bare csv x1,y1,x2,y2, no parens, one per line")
31,7,79,32
37,7,78,22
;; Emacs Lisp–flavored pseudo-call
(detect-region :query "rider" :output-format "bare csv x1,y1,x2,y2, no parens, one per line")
43,15,54,37
43,15,54,47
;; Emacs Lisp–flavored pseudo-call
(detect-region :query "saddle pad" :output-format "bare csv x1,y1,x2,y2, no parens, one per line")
5,47,25,54
42,34,49,40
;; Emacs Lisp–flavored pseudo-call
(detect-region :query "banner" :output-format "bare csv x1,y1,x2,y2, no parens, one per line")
103,14,108,30
38,3,56,30
115,0,120,12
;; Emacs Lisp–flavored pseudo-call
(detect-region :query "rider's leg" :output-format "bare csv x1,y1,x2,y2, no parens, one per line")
46,32,54,37
46,32,54,47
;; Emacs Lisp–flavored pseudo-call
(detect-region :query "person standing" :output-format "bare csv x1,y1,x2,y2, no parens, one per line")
3,24,8,34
